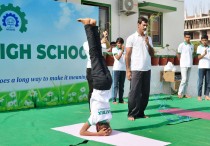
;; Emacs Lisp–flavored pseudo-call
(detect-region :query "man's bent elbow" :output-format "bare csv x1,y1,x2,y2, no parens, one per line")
80,130,85,136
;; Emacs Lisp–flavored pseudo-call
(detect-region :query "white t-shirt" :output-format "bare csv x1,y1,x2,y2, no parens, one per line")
197,45,210,68
112,47,126,71
126,31,153,71
177,42,194,67
83,41,107,68
88,89,112,125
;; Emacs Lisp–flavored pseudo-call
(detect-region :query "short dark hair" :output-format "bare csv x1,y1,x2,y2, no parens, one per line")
138,16,148,24
96,122,110,132
201,34,208,40
116,37,124,44
184,31,191,36
110,41,116,46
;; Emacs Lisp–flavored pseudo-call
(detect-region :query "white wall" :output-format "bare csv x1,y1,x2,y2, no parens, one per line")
163,2,184,51
87,0,139,42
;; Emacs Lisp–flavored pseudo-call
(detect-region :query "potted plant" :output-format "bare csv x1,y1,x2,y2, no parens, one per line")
193,52,199,65
103,52,114,66
159,55,168,65
168,55,176,64
192,41,200,65
156,44,176,65
174,54,180,65
151,55,160,66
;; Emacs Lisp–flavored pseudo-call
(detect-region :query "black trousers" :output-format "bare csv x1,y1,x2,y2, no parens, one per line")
84,25,112,90
112,71,126,103
128,70,151,118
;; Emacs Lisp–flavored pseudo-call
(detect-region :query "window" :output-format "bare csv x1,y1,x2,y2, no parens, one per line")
139,11,162,46
82,0,111,40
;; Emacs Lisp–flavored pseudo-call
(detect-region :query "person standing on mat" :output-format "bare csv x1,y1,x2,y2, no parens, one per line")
125,16,154,121
78,18,112,136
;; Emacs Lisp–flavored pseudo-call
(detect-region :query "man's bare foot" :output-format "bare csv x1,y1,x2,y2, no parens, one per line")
198,96,202,101
90,19,96,26
185,95,191,98
77,18,90,25
128,116,135,121
113,102,118,104
205,96,210,100
178,94,183,98
77,18,96,26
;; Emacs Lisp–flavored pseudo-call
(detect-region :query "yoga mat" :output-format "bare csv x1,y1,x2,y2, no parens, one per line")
159,108,210,120
52,123,171,146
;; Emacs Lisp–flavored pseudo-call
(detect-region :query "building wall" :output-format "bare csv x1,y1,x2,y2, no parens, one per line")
143,0,184,50
66,0,184,49
162,1,184,50
88,0,139,42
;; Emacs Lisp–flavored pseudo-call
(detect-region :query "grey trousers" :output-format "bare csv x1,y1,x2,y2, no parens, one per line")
128,70,151,118
178,67,191,96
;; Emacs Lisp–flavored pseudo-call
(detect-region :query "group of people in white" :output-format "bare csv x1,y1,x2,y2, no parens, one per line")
78,16,210,136
177,32,210,101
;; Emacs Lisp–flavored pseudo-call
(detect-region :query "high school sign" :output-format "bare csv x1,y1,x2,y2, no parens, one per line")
0,0,98,111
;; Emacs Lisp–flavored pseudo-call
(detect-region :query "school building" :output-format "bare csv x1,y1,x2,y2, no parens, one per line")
184,10,210,42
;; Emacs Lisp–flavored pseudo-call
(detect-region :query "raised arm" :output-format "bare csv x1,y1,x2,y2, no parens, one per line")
101,31,110,49
145,36,154,56
113,46,124,60
198,48,207,60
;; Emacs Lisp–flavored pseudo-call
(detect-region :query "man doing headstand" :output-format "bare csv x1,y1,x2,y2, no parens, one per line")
78,18,112,136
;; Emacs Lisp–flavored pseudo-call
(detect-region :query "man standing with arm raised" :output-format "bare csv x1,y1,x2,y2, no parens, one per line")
125,16,154,121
